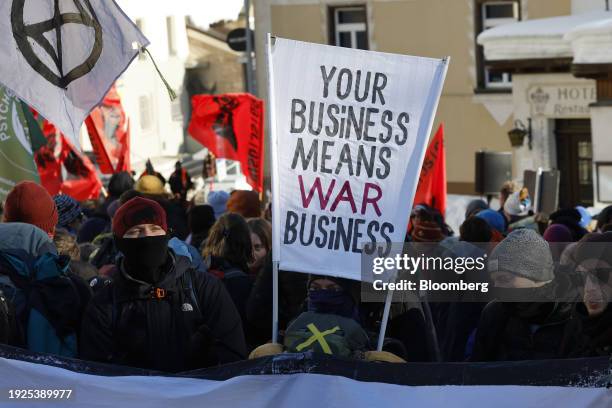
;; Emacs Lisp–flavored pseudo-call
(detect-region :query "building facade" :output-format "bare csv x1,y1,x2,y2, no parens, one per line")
479,0,612,209
184,23,247,154
254,0,573,194
106,1,190,171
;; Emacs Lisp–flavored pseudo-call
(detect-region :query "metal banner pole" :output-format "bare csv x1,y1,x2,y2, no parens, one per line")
377,288,394,351
272,260,279,344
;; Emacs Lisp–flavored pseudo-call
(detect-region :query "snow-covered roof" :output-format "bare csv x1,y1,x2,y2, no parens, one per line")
566,18,612,63
478,11,612,61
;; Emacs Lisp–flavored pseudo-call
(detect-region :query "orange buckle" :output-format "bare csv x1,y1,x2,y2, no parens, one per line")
152,288,166,299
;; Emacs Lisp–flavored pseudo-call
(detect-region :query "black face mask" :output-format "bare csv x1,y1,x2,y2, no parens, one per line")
307,289,357,319
495,283,557,322
116,235,170,284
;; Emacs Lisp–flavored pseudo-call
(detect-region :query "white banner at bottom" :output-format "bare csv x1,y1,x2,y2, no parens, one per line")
0,357,610,408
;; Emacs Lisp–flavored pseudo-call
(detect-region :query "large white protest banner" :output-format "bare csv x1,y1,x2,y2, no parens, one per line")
0,355,610,408
267,37,449,280
0,0,148,147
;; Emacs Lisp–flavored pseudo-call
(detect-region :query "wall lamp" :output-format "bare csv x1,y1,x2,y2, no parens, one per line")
508,118,532,150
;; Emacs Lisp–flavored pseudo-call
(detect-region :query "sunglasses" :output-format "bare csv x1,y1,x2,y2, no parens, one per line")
578,268,612,284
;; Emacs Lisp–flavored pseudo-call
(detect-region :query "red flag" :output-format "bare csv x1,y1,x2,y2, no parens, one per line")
188,94,264,192
413,123,446,216
58,136,103,201
85,85,131,174
33,114,102,201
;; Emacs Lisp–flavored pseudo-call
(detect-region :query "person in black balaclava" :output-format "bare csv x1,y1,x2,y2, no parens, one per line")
284,274,368,358
80,197,246,372
248,274,406,363
305,275,359,319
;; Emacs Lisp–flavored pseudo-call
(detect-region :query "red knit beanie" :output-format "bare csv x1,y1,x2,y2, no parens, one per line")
112,197,168,238
3,181,58,236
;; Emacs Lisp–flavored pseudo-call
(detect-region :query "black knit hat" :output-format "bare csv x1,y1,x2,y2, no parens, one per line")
54,194,82,228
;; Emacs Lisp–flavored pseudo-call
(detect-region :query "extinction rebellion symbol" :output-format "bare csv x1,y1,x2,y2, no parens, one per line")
11,0,103,88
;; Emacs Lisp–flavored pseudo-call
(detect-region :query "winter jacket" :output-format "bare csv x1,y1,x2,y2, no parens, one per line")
431,240,489,361
561,303,612,357
246,253,308,345
0,288,17,346
0,256,90,357
205,256,252,331
284,311,370,358
470,300,573,361
0,223,91,356
436,302,486,361
384,306,430,362
80,251,247,372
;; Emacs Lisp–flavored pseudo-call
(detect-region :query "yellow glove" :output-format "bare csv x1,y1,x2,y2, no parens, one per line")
364,350,406,363
248,343,284,360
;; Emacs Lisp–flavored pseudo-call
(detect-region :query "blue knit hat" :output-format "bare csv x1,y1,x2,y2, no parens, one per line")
476,209,505,233
53,194,82,228
207,191,230,219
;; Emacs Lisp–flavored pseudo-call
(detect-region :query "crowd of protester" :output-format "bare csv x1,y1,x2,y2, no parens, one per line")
0,167,611,373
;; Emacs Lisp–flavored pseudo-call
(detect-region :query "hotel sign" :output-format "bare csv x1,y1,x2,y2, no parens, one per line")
528,84,596,118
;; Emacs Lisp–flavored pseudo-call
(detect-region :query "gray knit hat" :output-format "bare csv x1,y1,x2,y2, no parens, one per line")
488,229,554,282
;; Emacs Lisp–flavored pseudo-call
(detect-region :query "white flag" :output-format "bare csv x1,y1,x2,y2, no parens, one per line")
0,0,149,147
267,37,448,281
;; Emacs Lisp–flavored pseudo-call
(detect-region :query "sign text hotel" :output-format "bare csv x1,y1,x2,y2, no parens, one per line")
528,84,596,118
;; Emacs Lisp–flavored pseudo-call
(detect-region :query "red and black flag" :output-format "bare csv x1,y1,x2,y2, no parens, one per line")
31,110,102,201
85,85,131,174
188,93,264,192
